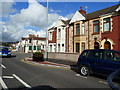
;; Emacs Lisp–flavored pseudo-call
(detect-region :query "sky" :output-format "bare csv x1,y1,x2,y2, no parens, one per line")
1,0,119,42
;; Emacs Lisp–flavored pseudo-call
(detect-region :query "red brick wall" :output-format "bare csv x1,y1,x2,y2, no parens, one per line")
101,15,120,51
48,30,57,43
65,27,69,52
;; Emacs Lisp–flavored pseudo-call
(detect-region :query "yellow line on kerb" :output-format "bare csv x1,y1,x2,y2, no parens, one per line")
21,59,71,71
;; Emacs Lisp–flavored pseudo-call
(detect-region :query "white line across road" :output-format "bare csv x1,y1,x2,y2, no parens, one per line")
0,64,6,69
12,74,31,88
0,77,8,90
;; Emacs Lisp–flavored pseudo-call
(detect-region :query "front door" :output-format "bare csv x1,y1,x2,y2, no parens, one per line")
104,41,111,49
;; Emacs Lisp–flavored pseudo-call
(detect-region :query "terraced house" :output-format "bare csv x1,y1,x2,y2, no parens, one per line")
71,4,120,53
48,4,120,53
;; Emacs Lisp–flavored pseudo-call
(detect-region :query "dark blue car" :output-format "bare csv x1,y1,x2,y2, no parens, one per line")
0,47,11,57
77,49,120,76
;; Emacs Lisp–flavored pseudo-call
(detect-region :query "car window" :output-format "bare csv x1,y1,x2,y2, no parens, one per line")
90,51,103,59
106,51,120,61
81,51,89,57
2,48,8,51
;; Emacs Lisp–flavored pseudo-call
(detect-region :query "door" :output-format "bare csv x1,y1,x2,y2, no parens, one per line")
104,41,111,49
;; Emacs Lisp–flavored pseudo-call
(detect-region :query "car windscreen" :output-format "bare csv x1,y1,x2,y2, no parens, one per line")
0,47,9,51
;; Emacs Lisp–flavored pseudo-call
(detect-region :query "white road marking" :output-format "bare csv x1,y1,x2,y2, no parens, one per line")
0,77,8,89
99,81,108,84
12,74,31,88
0,64,6,69
2,76,14,79
76,74,87,79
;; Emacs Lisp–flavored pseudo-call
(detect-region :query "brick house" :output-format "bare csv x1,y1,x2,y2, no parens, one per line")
71,4,120,53
48,27,57,52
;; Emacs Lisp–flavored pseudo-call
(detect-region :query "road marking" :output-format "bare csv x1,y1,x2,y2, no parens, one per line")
0,77,8,89
76,74,87,79
0,64,6,69
99,81,108,84
22,59,71,71
12,74,31,88
2,76,14,79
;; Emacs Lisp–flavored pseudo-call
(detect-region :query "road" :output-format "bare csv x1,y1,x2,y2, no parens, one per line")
1,52,119,89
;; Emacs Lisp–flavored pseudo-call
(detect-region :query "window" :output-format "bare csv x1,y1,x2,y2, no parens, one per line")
29,46,32,50
81,23,85,35
36,41,38,44
62,44,64,51
58,28,61,38
81,51,89,57
81,42,85,51
93,20,100,34
91,51,103,59
50,45,52,52
49,32,52,40
103,17,111,32
37,46,41,50
76,43,80,52
58,44,60,52
29,39,32,43
105,51,120,61
76,23,80,35
34,46,36,50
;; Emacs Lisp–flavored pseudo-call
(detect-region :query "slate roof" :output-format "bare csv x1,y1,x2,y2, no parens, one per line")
85,4,120,20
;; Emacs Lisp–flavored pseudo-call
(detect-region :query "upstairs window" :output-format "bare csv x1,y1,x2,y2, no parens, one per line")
58,28,61,38
49,32,52,40
29,39,32,43
103,17,111,32
76,23,80,35
81,23,85,35
93,20,100,34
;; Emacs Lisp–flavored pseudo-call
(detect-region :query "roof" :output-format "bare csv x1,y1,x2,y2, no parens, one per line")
85,4,120,20
48,27,54,31
22,37,46,40
61,19,71,25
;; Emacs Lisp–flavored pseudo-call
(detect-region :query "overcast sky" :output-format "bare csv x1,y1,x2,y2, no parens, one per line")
1,0,119,42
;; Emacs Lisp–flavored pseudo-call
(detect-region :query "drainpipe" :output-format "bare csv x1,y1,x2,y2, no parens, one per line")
88,21,90,49
73,23,74,53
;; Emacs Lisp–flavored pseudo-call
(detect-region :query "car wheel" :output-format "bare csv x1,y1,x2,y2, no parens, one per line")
80,65,90,76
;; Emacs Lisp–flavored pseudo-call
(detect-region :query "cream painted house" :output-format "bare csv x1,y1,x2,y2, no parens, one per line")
18,34,46,53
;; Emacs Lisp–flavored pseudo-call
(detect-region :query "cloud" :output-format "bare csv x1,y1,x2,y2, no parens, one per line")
1,0,74,42
65,13,74,20
0,0,16,17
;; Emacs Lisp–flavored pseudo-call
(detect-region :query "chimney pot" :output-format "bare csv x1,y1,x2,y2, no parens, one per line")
80,7,82,10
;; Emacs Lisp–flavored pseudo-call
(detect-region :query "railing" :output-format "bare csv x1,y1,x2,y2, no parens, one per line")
107,69,120,90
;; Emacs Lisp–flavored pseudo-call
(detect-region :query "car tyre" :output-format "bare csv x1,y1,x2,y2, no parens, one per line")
80,65,91,76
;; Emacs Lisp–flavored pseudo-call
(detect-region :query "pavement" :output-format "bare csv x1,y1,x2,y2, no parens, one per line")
24,58,75,69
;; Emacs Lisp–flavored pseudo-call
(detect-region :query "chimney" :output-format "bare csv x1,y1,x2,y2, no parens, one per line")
79,7,86,15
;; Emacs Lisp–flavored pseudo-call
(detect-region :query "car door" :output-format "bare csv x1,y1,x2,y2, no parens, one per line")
103,50,120,74
86,50,106,74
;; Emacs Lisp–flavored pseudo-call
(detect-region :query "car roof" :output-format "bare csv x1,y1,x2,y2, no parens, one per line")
84,49,120,53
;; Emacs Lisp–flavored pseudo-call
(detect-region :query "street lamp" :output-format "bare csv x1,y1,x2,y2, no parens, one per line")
45,0,49,61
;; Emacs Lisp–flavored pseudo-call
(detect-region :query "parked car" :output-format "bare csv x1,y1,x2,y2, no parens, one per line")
0,46,11,57
77,49,120,76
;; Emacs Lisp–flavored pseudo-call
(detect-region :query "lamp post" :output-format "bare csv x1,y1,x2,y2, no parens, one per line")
45,0,49,61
